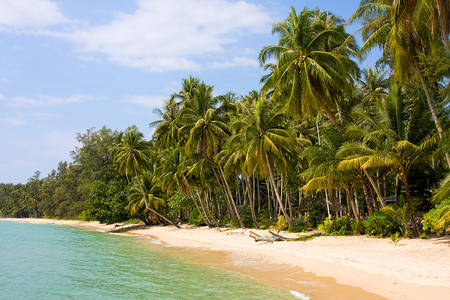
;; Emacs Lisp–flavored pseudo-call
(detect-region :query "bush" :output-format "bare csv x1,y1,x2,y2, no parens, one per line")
287,218,309,232
318,216,353,235
188,208,205,225
276,215,289,231
318,217,334,234
335,216,352,235
257,210,276,229
363,211,401,236
423,199,450,235
306,201,325,227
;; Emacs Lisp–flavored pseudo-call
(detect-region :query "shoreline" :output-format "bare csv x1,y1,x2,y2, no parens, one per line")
2,218,449,299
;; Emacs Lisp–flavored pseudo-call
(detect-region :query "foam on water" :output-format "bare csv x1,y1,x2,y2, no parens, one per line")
290,290,310,299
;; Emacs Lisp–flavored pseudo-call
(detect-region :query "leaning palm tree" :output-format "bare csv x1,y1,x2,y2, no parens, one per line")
110,127,178,227
128,171,167,225
259,7,359,132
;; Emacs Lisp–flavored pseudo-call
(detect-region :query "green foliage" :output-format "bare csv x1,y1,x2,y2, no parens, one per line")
85,180,129,224
287,218,309,233
257,210,276,230
318,216,352,235
188,208,205,226
423,198,450,235
276,215,289,231
389,232,402,246
318,217,335,234
363,211,402,236
306,201,325,227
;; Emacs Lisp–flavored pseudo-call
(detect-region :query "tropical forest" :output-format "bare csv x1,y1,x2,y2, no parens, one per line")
1,1,449,238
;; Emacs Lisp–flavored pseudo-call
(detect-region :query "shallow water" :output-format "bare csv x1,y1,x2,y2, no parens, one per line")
0,221,295,299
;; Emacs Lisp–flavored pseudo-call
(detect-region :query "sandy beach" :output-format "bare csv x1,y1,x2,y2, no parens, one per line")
2,218,449,299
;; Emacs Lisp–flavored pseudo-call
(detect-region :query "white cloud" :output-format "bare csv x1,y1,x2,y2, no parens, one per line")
123,94,166,108
209,56,259,69
2,94,97,108
0,0,68,28
4,116,26,125
58,0,272,71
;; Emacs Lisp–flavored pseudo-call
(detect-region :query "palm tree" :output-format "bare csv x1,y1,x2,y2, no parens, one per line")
151,97,182,148
128,171,167,225
230,94,298,226
110,127,178,227
349,0,450,167
338,84,438,236
259,7,359,132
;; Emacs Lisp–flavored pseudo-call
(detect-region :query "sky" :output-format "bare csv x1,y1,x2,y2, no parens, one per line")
0,0,379,184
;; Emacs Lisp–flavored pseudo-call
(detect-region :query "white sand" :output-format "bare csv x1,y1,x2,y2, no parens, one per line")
3,218,449,299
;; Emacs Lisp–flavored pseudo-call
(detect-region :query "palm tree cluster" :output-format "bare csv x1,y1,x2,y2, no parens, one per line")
1,3,448,236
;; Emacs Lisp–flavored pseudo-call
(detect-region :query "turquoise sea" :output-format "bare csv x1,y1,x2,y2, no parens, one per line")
0,221,296,299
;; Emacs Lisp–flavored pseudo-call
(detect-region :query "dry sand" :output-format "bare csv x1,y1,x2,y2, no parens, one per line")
2,218,449,299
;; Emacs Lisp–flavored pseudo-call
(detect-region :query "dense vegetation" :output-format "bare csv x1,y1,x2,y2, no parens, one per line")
1,2,449,237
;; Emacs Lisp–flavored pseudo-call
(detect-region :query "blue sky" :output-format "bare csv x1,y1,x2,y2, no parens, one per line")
0,0,379,184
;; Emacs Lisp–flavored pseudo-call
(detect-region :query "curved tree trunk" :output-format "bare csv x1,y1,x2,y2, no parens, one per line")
218,166,245,228
412,57,450,168
363,169,386,207
265,154,292,227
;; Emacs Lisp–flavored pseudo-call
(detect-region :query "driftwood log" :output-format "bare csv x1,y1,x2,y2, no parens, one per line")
108,224,147,233
250,230,322,242
249,231,274,243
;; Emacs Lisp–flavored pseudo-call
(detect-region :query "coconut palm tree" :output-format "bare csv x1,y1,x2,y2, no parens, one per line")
259,7,359,132
110,127,178,227
151,97,182,148
128,171,167,225
230,93,299,226
349,0,450,167
338,84,438,236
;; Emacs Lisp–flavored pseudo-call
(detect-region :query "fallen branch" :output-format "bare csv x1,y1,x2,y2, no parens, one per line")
249,231,273,243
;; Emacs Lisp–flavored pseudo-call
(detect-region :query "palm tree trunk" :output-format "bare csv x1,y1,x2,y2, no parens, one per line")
265,154,292,227
402,171,420,237
211,165,235,220
412,56,450,168
317,95,343,134
196,188,218,227
361,178,374,215
245,176,259,228
346,189,361,223
363,169,386,207
218,167,245,228
190,190,210,226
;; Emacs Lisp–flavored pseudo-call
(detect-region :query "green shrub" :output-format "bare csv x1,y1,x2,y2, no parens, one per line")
363,211,401,236
318,216,353,235
335,216,352,235
318,217,335,234
423,199,450,235
257,210,276,229
287,218,309,232
276,215,289,231
306,201,325,227
188,208,205,225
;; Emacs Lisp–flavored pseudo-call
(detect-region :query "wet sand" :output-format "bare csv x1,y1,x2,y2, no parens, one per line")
2,218,449,299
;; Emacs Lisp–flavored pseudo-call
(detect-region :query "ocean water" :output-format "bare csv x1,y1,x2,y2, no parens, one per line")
0,221,295,299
